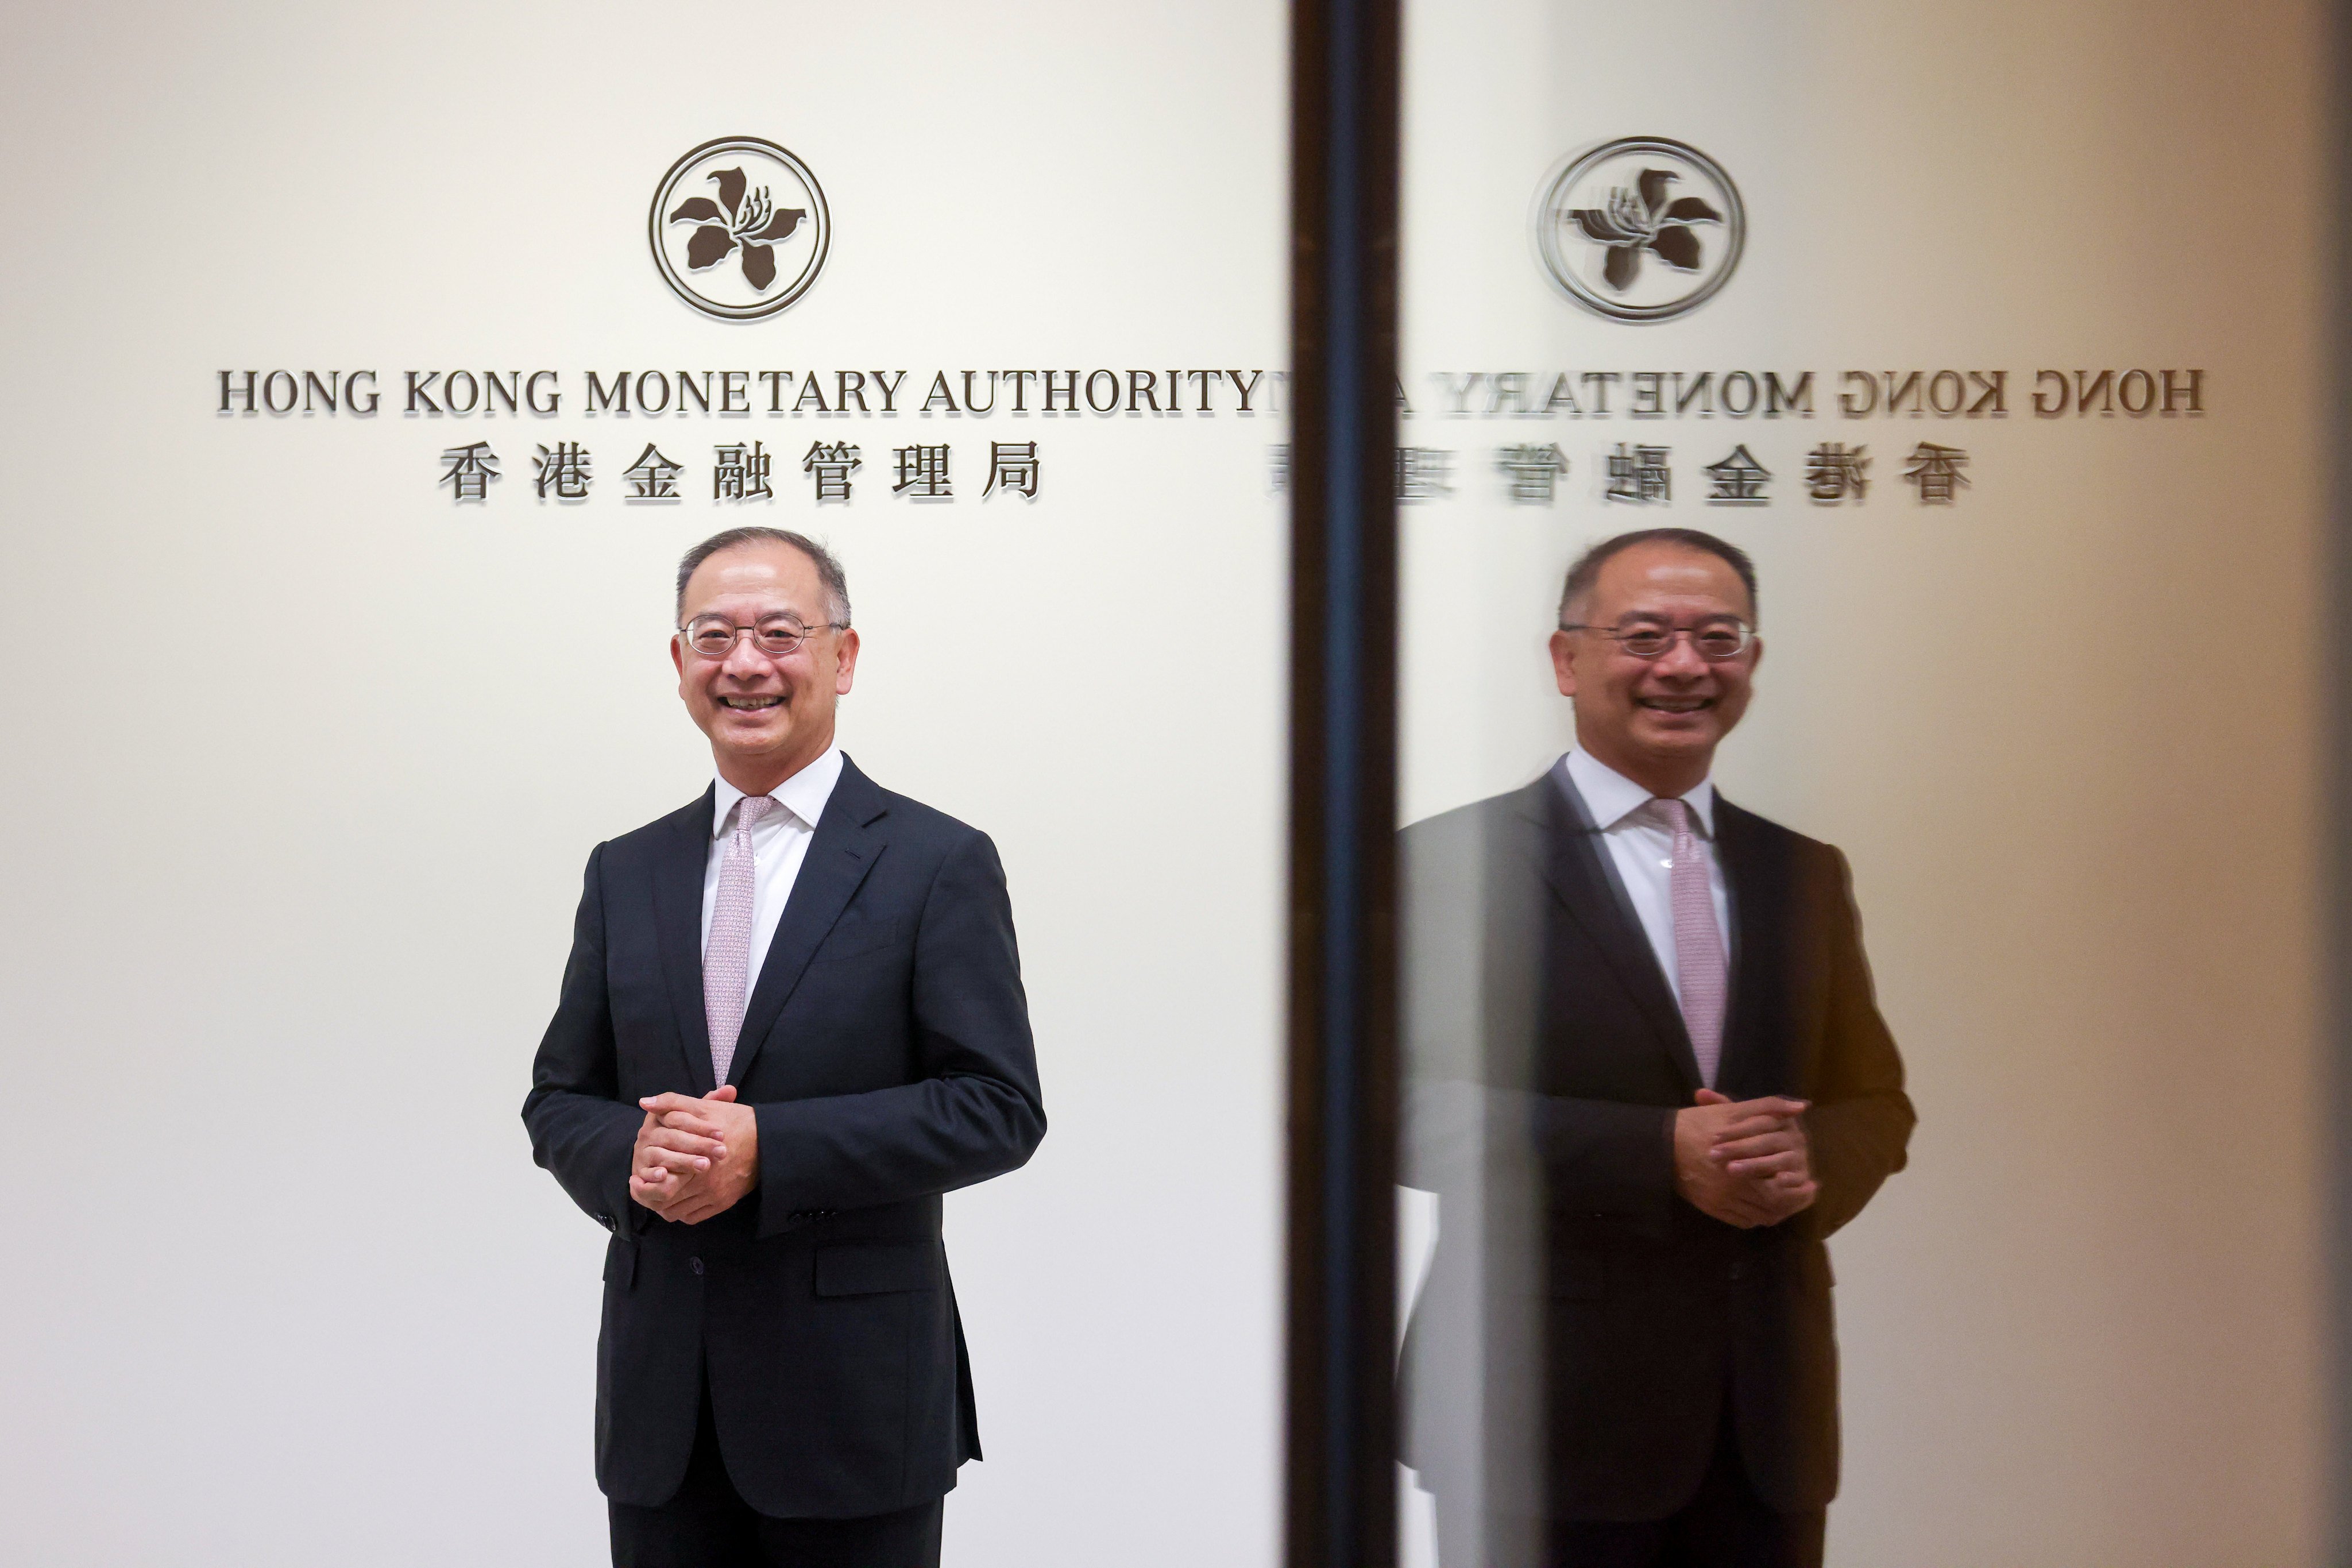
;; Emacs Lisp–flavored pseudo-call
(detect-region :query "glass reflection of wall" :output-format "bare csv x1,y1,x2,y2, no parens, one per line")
1392,5,2328,1563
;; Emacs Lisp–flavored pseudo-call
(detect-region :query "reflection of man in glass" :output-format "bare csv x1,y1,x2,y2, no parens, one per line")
1401,528,1913,1568
523,527,1046,1567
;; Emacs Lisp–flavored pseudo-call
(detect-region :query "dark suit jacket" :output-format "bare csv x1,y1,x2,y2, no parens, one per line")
1399,769,1912,1523
522,755,1046,1518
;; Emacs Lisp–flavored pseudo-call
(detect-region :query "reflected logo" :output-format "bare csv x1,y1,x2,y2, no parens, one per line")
1536,138,1744,323
649,137,831,322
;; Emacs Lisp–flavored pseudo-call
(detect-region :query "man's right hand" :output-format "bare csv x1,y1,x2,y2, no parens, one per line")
1673,1089,1817,1228
628,1100,730,1213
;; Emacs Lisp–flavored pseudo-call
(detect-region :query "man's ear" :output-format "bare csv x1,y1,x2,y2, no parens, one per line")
833,628,861,696
1548,628,1579,698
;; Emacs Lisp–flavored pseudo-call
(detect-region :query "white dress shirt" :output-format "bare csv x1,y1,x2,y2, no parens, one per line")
1559,750,1731,1005
703,744,845,986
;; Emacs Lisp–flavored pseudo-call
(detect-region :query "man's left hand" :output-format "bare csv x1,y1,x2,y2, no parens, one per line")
631,1086,760,1225
1709,1105,1815,1223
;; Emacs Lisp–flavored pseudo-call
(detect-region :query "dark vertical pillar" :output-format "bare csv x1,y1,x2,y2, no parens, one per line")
1287,0,1400,1566
2331,2,2352,1558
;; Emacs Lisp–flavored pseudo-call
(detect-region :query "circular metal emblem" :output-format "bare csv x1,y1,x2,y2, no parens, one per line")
1535,138,1744,323
648,137,830,322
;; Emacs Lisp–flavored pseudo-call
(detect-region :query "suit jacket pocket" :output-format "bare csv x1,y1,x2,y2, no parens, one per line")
815,1240,941,1297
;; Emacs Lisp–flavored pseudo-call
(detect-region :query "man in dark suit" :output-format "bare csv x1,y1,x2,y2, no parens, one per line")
524,526,1046,1568
1400,528,1913,1568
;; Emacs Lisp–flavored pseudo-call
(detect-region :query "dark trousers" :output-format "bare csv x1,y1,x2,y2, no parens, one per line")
608,1369,944,1568
1446,1400,1825,1568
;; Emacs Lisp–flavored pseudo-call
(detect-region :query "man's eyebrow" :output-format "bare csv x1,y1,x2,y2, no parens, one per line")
1616,609,1744,622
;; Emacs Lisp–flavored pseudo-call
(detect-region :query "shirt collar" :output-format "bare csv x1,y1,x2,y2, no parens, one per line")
712,744,845,837
1562,748,1717,837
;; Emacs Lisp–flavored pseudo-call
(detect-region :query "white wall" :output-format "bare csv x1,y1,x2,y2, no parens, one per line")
0,3,1288,1565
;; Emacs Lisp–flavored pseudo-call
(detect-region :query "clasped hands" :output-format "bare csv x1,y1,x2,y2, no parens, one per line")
1672,1088,1816,1229
629,1086,760,1225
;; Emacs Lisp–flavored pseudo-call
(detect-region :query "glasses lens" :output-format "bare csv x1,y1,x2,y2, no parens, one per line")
686,617,738,656
1694,626,1748,659
753,616,808,655
1617,628,1671,657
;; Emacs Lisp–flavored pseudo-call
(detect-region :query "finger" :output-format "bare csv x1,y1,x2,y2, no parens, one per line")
706,1085,740,1102
1693,1087,1731,1106
1710,1108,1800,1137
1727,1150,1806,1178
654,1112,728,1140
638,1092,708,1117
1710,1131,1799,1161
639,1146,710,1176
1729,1096,1809,1119
1710,1120,1804,1151
635,1156,698,1189
1694,1182,1772,1229
643,1127,727,1158
1717,1177,1786,1218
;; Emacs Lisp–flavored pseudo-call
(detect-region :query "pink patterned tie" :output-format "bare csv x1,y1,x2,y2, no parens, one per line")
1655,797,1727,1088
705,795,776,1087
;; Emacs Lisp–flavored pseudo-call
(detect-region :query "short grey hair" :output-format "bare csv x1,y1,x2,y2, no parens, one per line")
1558,527,1758,627
674,527,852,627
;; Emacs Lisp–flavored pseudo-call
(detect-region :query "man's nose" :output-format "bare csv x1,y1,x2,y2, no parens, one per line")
720,632,777,678
1652,632,1710,677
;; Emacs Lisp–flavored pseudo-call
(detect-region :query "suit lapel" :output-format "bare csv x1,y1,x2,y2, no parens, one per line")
651,785,720,1096
1528,775,1703,1092
726,755,890,1088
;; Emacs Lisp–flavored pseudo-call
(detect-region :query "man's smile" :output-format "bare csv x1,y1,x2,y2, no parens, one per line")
1637,695,1714,714
720,694,785,711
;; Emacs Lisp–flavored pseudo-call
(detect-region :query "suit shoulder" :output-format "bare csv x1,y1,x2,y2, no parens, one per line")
1716,798,1848,872
1399,783,1549,895
597,794,708,859
868,782,994,855
1401,781,1543,846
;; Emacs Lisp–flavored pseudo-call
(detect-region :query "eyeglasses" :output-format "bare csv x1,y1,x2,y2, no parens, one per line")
677,613,848,660
1558,619,1756,661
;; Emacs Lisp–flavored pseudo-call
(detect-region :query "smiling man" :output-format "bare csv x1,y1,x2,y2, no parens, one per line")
1400,528,1914,1568
524,526,1045,1568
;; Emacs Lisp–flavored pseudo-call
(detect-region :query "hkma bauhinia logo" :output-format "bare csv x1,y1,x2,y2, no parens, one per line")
650,137,831,321
1535,138,1744,323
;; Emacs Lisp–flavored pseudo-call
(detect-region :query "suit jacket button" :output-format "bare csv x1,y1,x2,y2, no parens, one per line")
690,1257,705,1276
1729,1260,1745,1281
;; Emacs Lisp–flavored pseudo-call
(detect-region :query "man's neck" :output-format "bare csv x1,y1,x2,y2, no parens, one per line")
1577,739,1712,800
715,733,833,798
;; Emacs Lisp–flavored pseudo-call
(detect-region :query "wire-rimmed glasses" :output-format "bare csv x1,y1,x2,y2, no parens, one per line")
1557,617,1756,661
676,613,848,660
